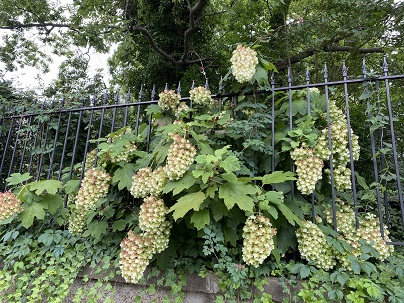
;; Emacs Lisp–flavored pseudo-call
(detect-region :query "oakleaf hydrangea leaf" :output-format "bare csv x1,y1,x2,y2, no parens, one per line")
169,191,205,221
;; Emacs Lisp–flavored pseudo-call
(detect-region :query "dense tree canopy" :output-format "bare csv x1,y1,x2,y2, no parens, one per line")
0,0,403,92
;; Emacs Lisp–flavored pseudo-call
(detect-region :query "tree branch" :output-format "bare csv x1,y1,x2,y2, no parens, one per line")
181,0,209,62
131,25,180,67
275,45,384,71
0,22,78,33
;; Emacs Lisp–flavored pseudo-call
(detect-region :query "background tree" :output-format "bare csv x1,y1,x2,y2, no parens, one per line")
0,0,403,93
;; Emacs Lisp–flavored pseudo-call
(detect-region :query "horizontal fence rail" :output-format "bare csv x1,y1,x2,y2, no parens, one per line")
1,57,403,245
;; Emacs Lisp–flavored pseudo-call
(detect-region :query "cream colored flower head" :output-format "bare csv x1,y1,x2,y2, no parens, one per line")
230,45,258,83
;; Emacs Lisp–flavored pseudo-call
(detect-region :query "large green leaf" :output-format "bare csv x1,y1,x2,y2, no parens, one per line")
220,155,241,173
277,203,301,226
64,179,80,194
113,163,136,190
218,181,257,212
41,194,63,215
261,171,296,185
163,171,197,195
169,191,206,221
190,209,210,230
6,173,32,186
30,180,63,195
20,201,47,228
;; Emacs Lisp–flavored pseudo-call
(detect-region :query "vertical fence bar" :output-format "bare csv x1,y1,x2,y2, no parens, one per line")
375,80,390,236
135,86,143,136
342,61,359,228
271,73,275,177
36,101,55,181
6,114,24,183
218,77,223,112
363,58,384,237
18,101,38,174
0,111,16,185
111,92,119,134
95,93,108,167
80,96,96,181
376,78,391,229
306,68,316,222
287,67,295,199
28,102,45,176
58,105,73,180
123,90,130,128
324,63,337,230
146,86,156,152
47,100,64,179
382,56,404,227
68,101,85,181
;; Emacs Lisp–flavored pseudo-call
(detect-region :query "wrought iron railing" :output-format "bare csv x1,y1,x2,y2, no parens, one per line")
0,56,403,245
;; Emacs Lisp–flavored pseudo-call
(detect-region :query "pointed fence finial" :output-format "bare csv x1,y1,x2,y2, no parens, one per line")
287,66,292,84
383,54,388,75
219,76,223,94
126,89,131,103
271,72,275,85
138,85,143,102
191,80,195,90
177,82,181,94
90,95,96,106
205,78,209,89
305,66,310,83
151,84,156,100
164,83,168,90
362,57,367,78
323,63,328,80
102,93,108,105
342,60,348,78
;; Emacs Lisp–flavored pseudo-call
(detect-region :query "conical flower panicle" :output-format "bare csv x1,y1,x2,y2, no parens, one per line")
130,167,168,198
242,215,276,268
164,134,197,181
75,168,111,211
68,168,111,234
139,196,170,232
291,146,323,195
119,231,154,284
189,86,214,106
158,90,181,110
0,191,23,222
296,221,336,270
230,45,258,83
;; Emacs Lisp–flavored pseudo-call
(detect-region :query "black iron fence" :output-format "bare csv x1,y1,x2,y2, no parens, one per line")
0,56,403,245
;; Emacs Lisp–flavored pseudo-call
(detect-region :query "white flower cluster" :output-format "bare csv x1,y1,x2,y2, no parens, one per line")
68,168,111,234
164,134,197,181
0,191,23,222
242,215,277,268
301,200,394,270
314,101,360,191
296,220,337,270
120,196,172,284
130,167,167,198
107,127,138,164
139,196,172,254
174,102,190,119
357,213,394,261
291,145,324,195
324,201,394,264
84,149,97,171
119,231,153,283
230,45,258,83
189,86,214,106
158,90,181,110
